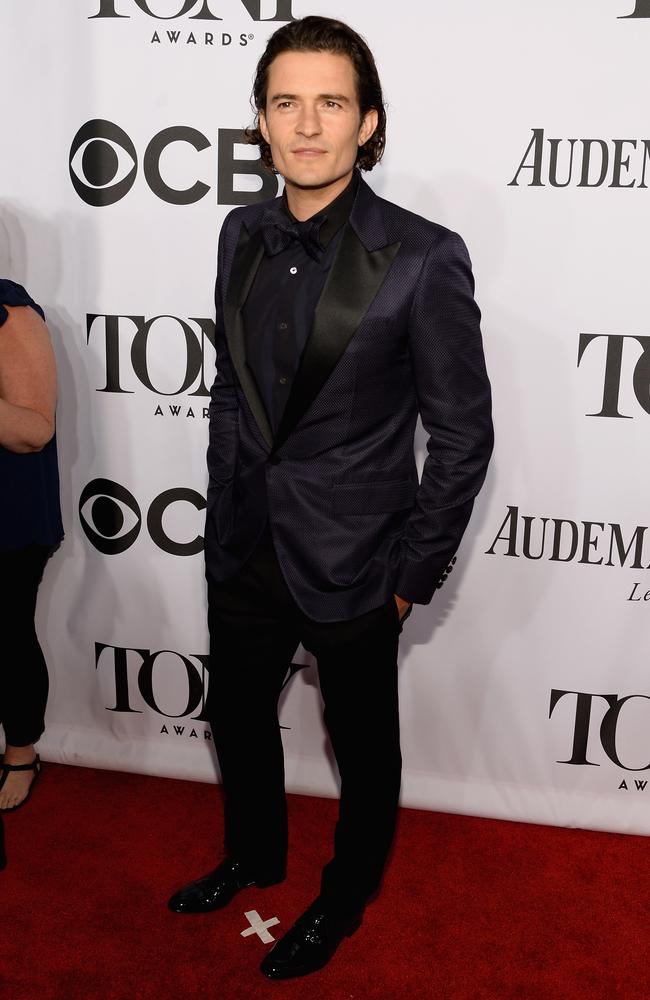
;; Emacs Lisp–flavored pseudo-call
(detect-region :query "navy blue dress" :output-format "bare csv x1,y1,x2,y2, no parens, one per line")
0,279,63,553
0,279,63,749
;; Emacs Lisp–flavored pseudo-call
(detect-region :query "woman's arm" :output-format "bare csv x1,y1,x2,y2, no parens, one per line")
0,305,57,454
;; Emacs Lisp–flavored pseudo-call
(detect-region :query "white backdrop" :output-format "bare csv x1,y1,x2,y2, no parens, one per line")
2,0,650,835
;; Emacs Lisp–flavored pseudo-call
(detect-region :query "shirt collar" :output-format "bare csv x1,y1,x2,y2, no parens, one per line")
281,170,359,249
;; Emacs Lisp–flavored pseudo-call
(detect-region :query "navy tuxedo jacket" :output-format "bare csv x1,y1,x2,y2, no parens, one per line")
205,176,493,622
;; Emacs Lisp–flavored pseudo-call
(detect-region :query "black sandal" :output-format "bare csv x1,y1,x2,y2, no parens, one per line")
0,755,41,813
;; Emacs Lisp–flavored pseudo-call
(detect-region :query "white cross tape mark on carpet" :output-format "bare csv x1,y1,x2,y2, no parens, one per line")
240,910,281,944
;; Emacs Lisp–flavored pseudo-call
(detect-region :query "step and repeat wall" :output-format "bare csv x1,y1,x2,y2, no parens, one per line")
2,0,649,835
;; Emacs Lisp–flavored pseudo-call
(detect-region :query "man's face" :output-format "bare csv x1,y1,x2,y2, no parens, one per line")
259,50,378,192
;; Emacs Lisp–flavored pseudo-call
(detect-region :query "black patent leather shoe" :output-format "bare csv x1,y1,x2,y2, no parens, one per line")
168,858,256,913
260,898,363,979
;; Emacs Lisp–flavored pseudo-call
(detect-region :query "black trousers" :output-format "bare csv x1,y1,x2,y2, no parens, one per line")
205,528,402,915
0,544,51,747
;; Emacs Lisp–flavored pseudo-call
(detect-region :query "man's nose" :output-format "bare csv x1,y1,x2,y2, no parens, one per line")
296,106,321,137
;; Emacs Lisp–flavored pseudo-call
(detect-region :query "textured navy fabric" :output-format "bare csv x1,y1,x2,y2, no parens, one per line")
205,176,493,621
0,280,64,552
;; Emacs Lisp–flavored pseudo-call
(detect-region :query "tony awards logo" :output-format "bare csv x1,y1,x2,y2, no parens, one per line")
86,313,216,417
577,334,650,419
95,642,211,729
88,0,296,46
550,689,650,785
89,0,296,20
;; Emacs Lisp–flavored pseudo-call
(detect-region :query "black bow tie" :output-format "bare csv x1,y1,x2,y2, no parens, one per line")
260,213,325,261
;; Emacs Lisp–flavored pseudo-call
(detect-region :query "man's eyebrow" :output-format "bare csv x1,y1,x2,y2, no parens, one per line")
269,92,352,103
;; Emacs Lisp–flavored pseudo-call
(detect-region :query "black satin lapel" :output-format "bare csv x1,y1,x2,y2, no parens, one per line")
224,227,272,449
274,225,401,450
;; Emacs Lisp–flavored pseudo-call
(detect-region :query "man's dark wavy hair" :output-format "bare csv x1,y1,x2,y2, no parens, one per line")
245,15,386,173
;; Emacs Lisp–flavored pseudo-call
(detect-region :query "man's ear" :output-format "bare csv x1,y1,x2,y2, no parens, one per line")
259,109,270,144
358,108,378,146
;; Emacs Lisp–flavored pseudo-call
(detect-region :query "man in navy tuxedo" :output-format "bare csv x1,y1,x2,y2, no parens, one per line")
169,15,493,979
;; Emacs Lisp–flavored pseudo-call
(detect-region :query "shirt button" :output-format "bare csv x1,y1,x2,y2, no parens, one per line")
289,266,298,275
279,376,288,385
279,322,288,330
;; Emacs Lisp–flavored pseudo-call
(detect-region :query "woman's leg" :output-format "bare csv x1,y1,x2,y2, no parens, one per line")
0,545,50,810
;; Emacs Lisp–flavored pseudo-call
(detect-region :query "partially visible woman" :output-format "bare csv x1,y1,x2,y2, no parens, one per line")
0,279,63,812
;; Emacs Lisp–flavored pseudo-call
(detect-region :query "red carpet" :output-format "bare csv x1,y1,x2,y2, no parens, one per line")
1,763,649,1000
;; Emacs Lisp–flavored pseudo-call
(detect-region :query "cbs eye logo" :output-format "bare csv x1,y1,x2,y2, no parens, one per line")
69,121,138,207
79,478,206,555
